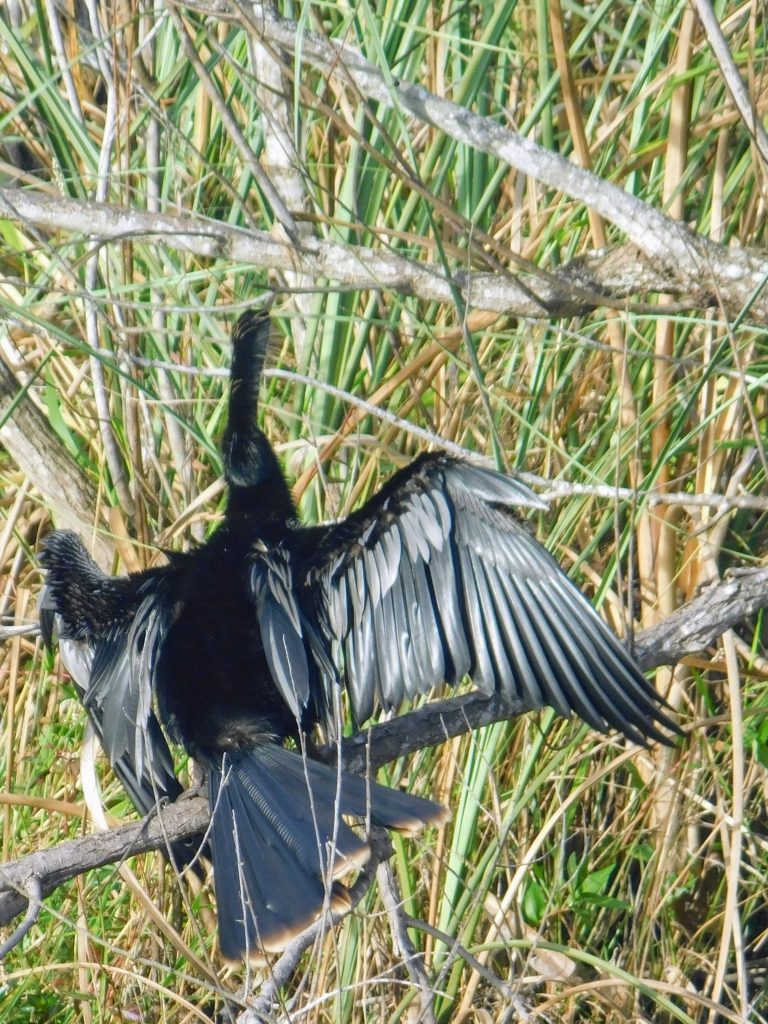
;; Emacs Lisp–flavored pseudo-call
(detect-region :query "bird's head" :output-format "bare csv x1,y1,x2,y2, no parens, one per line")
222,308,273,488
221,308,295,523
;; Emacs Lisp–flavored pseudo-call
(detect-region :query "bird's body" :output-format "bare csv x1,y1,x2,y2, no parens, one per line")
41,308,677,961
156,525,297,757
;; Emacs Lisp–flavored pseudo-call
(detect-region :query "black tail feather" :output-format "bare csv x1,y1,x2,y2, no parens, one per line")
207,744,447,959
211,761,343,957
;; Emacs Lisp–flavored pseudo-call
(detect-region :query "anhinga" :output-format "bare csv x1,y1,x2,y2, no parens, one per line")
41,309,676,961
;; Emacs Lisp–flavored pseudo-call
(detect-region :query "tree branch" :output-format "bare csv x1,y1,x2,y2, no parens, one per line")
227,0,768,322
2,566,766,937
632,567,768,669
0,796,210,929
0,187,665,318
0,185,765,321
0,357,113,567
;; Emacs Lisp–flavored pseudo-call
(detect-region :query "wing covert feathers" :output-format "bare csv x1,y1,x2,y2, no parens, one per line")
260,455,676,743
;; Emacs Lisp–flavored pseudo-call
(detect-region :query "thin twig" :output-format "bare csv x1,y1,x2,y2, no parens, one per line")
0,875,41,958
377,861,437,1024
692,0,768,171
125,353,768,513
239,830,391,1023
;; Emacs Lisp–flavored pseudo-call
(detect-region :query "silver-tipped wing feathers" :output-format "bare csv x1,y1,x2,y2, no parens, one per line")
253,454,675,743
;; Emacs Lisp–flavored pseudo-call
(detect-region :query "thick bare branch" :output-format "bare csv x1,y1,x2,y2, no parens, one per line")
0,358,112,566
0,795,210,928
228,0,768,322
1,186,764,320
2,565,766,937
632,567,768,669
0,187,639,317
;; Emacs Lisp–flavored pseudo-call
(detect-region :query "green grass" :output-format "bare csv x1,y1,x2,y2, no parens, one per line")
1,0,767,1020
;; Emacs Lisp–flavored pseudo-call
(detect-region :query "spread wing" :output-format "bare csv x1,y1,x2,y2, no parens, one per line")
40,531,182,816
252,453,675,746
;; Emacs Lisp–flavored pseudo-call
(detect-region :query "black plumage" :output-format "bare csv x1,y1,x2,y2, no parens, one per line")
40,308,676,960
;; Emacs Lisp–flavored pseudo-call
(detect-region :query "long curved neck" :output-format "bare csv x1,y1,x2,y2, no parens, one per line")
222,310,295,530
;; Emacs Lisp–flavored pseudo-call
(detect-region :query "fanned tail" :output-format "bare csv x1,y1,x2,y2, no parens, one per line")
207,743,447,960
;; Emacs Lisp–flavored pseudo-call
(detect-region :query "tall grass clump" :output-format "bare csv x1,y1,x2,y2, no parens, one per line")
0,1,767,1021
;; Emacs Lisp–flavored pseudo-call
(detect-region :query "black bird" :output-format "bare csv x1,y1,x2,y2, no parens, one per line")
41,308,676,961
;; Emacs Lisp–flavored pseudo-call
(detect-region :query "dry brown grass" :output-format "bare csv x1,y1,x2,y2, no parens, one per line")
1,1,767,1020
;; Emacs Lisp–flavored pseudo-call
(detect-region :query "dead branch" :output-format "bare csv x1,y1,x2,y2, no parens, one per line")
229,0,768,322
0,795,210,929
2,565,766,941
0,358,113,567
632,567,768,669
0,188,660,318
1,185,766,322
